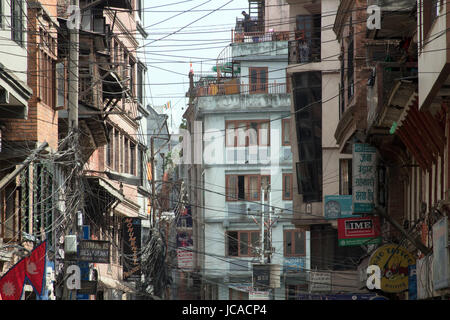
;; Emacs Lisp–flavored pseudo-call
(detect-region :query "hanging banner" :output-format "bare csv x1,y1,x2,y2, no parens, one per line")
352,143,377,213
338,216,381,246
369,244,416,293
122,218,141,282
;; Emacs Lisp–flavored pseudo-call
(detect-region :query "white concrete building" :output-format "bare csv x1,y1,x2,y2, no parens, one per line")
183,0,310,300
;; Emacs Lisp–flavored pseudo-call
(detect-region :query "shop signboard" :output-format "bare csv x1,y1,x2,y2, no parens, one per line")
78,240,110,263
352,143,376,214
337,216,381,246
122,218,141,282
324,195,356,219
283,257,306,273
432,216,450,290
309,271,331,293
369,244,416,293
177,246,194,270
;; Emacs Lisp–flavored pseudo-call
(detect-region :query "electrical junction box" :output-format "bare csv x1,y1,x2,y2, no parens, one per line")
64,235,78,255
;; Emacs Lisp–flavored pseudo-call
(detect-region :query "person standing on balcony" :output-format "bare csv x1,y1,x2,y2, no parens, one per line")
242,11,251,32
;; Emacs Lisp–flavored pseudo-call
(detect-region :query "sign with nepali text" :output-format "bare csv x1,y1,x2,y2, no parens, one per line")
352,143,377,213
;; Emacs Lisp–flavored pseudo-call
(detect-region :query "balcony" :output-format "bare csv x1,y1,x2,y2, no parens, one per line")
367,62,418,134
195,79,287,97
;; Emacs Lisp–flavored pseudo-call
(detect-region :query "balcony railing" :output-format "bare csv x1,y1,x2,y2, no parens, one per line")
232,30,290,44
195,79,287,97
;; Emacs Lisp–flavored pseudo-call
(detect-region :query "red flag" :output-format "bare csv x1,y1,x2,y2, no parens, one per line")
0,259,26,300
24,241,47,296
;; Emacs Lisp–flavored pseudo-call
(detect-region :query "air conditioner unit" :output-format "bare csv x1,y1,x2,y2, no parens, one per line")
64,235,78,255
0,89,10,104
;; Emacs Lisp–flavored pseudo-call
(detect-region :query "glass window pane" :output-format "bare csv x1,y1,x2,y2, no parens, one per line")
249,122,258,146
237,122,247,146
249,176,259,200
259,122,269,146
239,232,248,256
226,122,236,146
294,231,305,255
228,231,238,256
285,231,292,255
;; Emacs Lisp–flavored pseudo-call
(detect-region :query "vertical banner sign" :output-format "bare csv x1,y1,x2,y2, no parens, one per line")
122,218,141,282
432,217,450,290
352,143,377,213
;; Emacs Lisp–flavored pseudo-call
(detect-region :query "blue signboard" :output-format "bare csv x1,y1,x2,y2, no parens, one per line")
77,225,90,300
283,257,306,273
408,265,417,300
324,195,356,219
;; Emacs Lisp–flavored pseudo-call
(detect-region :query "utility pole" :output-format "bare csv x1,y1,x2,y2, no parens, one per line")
150,136,156,227
62,0,80,300
260,187,265,264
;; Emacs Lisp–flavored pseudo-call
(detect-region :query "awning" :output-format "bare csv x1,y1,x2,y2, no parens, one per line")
0,63,32,119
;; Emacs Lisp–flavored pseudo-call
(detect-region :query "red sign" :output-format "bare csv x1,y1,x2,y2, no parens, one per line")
337,216,381,246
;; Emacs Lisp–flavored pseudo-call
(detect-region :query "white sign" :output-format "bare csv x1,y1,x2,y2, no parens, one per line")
66,265,81,290
367,5,381,30
352,144,377,213
177,246,194,270
310,271,331,293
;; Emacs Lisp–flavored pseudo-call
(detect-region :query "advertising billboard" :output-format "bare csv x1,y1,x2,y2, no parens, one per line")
337,216,381,246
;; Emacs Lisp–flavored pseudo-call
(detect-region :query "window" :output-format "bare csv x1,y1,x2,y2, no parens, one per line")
283,173,293,200
124,137,129,173
261,175,270,202
339,158,352,195
137,63,144,105
249,67,268,94
225,120,270,147
114,130,120,171
282,118,291,146
226,174,270,201
11,0,24,45
284,229,306,257
226,230,260,257
106,127,113,167
130,142,136,175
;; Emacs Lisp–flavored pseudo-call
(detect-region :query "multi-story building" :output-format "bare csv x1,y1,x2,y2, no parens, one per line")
286,0,367,297
0,0,60,300
56,0,146,300
331,0,450,300
183,0,311,300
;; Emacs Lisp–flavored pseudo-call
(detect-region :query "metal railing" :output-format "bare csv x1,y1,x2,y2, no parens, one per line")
195,80,287,97
232,30,290,43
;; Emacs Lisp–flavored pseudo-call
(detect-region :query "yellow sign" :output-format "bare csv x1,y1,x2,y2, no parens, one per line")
368,244,415,293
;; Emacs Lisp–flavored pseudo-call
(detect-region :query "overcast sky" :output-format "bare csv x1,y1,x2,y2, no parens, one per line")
143,0,250,133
